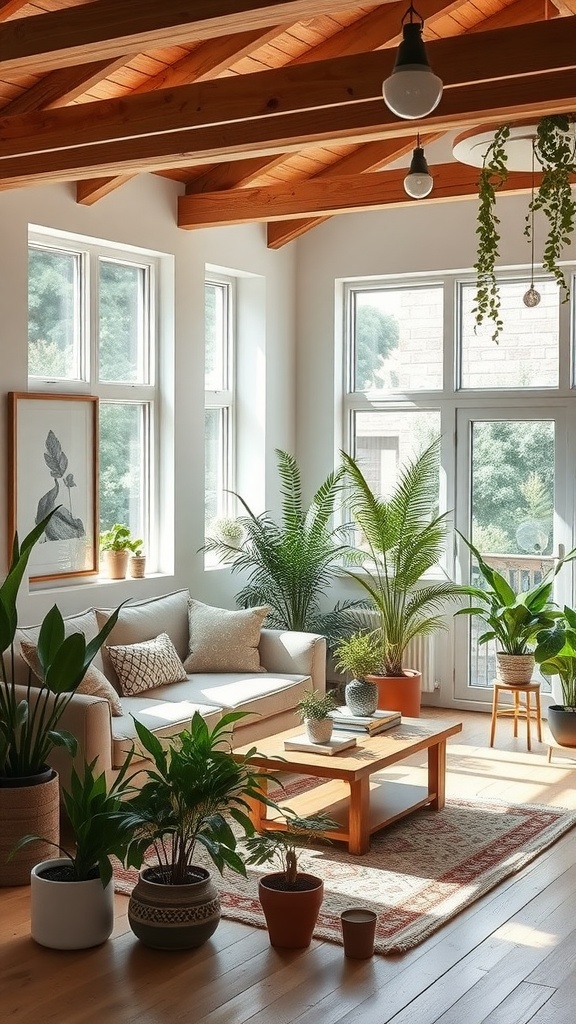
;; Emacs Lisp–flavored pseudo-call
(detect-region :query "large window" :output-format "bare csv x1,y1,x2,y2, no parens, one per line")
343,270,576,702
204,274,235,536
28,233,159,566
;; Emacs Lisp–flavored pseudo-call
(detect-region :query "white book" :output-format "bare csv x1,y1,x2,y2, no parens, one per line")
283,733,357,756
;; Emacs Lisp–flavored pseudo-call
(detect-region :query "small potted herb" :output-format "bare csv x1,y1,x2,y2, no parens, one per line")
99,524,144,579
296,688,338,744
333,631,382,715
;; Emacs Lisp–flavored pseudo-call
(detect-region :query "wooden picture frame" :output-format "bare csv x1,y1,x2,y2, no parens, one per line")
8,392,99,582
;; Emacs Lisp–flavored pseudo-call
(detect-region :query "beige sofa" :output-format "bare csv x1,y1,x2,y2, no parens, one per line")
10,589,326,790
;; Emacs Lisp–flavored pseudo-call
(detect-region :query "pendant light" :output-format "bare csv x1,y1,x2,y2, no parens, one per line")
382,4,443,120
523,138,541,308
403,136,433,198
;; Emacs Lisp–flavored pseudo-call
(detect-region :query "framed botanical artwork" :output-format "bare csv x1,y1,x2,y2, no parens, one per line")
8,392,99,582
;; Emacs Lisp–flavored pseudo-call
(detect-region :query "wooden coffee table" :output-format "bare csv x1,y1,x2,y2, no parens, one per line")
234,717,462,855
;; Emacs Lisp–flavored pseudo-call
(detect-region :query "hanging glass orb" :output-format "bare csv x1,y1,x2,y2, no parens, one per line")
523,286,541,308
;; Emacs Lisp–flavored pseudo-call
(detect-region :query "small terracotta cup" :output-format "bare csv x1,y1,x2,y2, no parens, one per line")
340,908,377,959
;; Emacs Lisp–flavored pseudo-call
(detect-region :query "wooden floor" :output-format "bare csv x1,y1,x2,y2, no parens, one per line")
3,708,576,1024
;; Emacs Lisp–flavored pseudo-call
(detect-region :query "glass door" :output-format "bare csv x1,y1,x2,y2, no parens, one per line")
454,407,572,703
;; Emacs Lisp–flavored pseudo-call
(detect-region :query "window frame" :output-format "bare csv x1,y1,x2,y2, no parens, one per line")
204,272,236,535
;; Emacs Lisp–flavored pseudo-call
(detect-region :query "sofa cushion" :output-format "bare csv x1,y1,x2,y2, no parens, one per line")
111,697,223,767
19,640,124,716
16,608,106,678
107,632,187,696
183,599,269,673
154,672,311,722
95,589,190,689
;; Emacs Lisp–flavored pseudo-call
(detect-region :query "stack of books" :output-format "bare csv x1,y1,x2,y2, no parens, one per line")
330,706,401,736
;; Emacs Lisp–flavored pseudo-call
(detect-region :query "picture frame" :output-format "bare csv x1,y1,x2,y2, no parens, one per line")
8,392,99,582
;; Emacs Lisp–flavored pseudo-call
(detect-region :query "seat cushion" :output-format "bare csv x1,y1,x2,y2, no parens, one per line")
183,599,269,673
153,672,311,722
111,697,223,767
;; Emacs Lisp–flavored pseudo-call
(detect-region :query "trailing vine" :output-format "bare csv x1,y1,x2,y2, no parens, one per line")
526,115,576,296
473,124,510,343
474,115,576,343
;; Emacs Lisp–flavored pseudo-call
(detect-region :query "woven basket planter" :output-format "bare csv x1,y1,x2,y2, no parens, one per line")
0,770,60,887
496,653,535,686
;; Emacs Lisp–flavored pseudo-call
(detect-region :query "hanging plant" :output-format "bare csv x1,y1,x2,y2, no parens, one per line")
473,124,510,343
474,115,576,343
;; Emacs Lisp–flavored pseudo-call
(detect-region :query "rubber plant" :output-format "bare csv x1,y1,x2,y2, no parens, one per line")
474,115,576,343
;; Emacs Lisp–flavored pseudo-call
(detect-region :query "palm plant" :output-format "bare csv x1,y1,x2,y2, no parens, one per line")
203,449,364,646
342,437,465,677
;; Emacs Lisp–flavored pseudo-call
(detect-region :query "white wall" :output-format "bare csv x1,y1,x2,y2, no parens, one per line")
0,175,296,625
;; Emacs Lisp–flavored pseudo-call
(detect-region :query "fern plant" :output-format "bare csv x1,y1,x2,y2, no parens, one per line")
202,449,365,645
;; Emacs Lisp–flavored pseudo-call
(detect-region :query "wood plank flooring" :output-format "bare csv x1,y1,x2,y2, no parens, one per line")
2,708,576,1024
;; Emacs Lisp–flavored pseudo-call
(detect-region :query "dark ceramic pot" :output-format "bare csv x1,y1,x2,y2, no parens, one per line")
547,705,576,748
128,865,221,950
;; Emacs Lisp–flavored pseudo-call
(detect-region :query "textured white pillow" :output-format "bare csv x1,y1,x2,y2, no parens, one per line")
183,599,269,673
107,632,187,696
20,640,124,717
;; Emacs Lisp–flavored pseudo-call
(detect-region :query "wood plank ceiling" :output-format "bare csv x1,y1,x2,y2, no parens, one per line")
0,0,572,247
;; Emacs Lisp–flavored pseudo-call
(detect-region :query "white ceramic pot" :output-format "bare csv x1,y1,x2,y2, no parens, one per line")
30,858,114,949
305,717,333,744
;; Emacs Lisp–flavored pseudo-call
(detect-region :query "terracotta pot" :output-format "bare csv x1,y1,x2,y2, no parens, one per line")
0,769,60,887
103,549,129,580
340,908,377,959
496,652,535,686
366,670,422,718
30,858,114,949
128,865,221,950
258,872,324,948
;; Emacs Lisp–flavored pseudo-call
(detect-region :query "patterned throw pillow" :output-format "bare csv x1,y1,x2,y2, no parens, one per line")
19,640,124,717
107,632,187,696
183,599,269,673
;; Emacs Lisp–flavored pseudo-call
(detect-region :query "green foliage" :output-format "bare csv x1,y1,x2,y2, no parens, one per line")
244,810,337,887
0,512,123,778
333,630,384,679
475,116,576,343
295,688,338,722
474,124,510,343
99,523,143,554
202,449,365,645
342,437,465,677
119,712,279,886
535,606,576,708
455,533,574,655
355,304,400,389
13,755,137,886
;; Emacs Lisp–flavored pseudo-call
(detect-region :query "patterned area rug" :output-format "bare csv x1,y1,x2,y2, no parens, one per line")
114,781,576,955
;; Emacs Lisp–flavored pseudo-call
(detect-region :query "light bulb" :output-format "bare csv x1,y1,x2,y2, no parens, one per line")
403,145,433,198
523,286,541,308
382,22,443,120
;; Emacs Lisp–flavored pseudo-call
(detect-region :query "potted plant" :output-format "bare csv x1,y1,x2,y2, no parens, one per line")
0,512,122,886
244,809,337,949
127,540,146,579
99,523,144,580
456,533,574,686
13,754,136,948
118,710,277,950
535,607,576,748
341,437,466,717
333,630,381,716
202,449,364,648
296,687,338,744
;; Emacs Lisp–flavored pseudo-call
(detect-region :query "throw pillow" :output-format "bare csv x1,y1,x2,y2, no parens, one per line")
183,599,269,673
19,641,124,717
107,632,187,696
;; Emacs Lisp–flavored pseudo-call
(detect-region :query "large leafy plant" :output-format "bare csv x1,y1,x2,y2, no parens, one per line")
455,533,574,654
534,606,576,708
203,449,363,646
0,512,122,779
13,755,137,886
119,711,279,885
342,437,465,677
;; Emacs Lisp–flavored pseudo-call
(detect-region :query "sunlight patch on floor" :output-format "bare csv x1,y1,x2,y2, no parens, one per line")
494,921,558,948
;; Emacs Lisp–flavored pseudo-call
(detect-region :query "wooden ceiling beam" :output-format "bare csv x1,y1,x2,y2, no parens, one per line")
178,164,548,229
0,0,397,76
0,17,573,162
266,133,446,248
1,68,575,190
0,59,132,116
0,1,27,18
